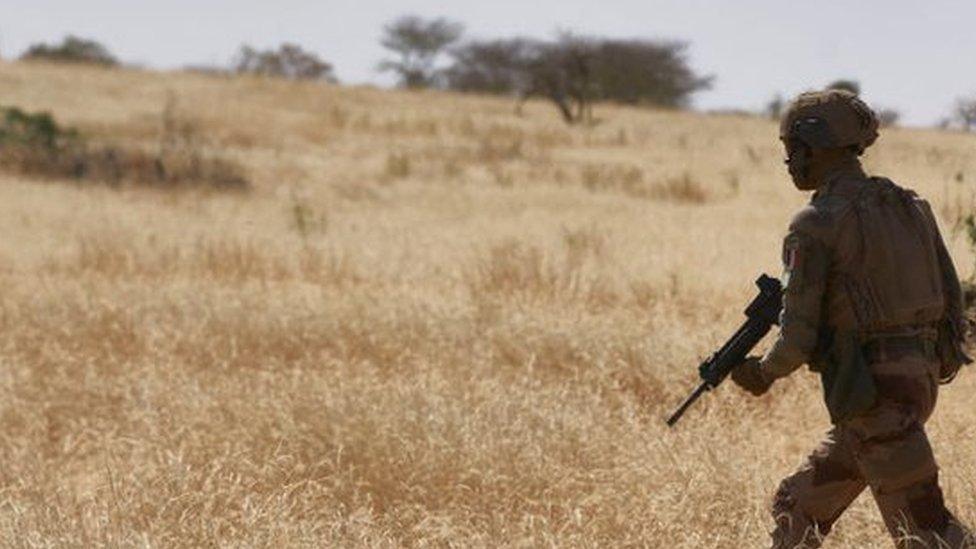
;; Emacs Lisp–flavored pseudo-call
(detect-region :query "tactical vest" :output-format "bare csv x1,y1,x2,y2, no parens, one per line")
816,177,947,422
828,177,945,336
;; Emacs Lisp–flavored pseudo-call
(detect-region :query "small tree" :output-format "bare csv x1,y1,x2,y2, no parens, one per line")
445,37,589,123
0,106,80,152
827,79,861,95
445,38,538,95
877,108,900,128
234,43,337,82
587,38,712,108
953,96,976,131
379,15,464,88
765,94,784,119
20,35,118,66
532,34,597,123
446,34,711,124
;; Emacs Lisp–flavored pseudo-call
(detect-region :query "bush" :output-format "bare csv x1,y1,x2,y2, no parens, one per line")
0,107,83,175
765,94,785,119
953,95,976,132
0,107,80,151
585,38,713,108
959,214,976,311
20,36,118,66
234,44,337,82
379,15,464,88
877,108,900,128
0,105,248,190
446,34,711,124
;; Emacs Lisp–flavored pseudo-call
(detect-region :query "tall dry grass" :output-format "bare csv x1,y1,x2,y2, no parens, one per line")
0,60,975,547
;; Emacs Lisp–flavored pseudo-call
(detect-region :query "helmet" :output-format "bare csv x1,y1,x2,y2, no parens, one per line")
779,89,879,153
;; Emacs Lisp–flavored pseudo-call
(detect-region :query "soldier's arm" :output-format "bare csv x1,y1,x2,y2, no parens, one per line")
760,224,831,379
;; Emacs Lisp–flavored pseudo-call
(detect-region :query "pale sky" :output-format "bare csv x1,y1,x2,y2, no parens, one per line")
3,0,975,126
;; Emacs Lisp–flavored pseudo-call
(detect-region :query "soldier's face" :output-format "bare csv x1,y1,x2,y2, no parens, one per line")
783,140,818,190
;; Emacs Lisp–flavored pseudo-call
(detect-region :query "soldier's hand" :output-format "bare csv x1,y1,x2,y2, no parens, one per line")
731,356,773,396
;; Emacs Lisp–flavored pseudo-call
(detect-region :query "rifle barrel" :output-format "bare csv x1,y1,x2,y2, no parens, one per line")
665,381,709,427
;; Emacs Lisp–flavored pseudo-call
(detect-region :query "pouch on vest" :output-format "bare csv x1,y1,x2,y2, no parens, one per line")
936,316,971,383
844,180,944,330
820,331,878,423
932,224,973,384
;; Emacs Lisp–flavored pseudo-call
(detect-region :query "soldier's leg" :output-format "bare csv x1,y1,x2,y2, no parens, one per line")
869,473,972,548
847,363,973,548
855,419,973,548
770,427,866,549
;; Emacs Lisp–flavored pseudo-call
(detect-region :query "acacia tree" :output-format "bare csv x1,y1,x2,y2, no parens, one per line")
444,37,582,122
446,35,712,124
234,43,337,82
379,15,464,88
445,38,538,95
21,35,118,66
954,96,976,131
587,38,712,108
877,108,900,128
765,94,785,119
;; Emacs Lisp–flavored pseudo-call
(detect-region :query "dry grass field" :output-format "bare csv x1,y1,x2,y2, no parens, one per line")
0,61,975,547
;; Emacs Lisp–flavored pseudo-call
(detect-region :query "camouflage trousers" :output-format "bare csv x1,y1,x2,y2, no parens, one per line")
770,357,973,548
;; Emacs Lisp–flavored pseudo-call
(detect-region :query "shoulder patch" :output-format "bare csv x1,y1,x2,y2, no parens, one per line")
782,233,802,288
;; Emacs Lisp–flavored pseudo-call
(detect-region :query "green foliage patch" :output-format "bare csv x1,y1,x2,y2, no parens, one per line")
0,106,248,191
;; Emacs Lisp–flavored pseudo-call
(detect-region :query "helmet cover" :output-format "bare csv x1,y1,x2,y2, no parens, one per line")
780,89,879,152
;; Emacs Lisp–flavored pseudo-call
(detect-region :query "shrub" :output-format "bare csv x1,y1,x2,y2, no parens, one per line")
953,95,976,132
653,172,708,203
960,214,976,276
379,15,464,88
765,94,785,119
0,105,248,190
578,164,708,203
446,35,712,124
877,108,901,128
466,237,618,308
0,107,79,150
384,152,412,179
0,107,83,175
20,36,118,66
960,214,976,309
234,44,337,82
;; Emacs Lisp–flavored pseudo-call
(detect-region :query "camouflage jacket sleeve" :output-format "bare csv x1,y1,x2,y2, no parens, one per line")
760,215,831,379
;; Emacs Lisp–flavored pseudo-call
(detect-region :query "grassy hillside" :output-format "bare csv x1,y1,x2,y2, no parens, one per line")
0,60,974,547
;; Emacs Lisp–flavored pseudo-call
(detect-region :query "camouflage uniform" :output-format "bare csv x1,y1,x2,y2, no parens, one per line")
753,91,973,548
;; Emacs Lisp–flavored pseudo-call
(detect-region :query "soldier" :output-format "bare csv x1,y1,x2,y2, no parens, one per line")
729,89,973,548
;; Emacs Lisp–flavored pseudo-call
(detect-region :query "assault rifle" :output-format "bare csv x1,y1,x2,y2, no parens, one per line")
665,274,783,427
